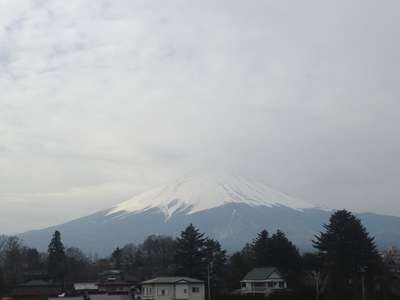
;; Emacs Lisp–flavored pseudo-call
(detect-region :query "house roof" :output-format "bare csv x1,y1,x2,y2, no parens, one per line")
98,281,134,287
73,283,99,290
17,280,63,287
242,268,281,281
12,287,64,297
141,277,204,285
49,295,131,300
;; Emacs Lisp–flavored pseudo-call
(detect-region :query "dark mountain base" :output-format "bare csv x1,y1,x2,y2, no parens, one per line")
19,204,400,256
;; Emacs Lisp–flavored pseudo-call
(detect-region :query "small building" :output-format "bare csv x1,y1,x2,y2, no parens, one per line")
97,281,135,295
11,280,64,300
98,270,124,282
97,270,136,295
73,283,100,295
240,267,287,296
382,246,400,273
140,277,205,300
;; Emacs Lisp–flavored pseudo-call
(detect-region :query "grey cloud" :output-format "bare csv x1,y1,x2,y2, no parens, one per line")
0,0,399,233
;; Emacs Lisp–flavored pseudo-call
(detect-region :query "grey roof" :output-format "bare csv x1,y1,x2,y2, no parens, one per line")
141,277,204,285
242,268,280,281
49,295,130,300
18,280,63,287
73,283,99,290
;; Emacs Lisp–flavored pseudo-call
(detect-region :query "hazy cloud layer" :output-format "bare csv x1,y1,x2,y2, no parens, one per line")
1,0,399,233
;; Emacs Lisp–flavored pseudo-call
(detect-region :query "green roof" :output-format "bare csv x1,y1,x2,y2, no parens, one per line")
242,268,280,281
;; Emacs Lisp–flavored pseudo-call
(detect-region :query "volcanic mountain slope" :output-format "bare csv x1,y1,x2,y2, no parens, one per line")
19,172,400,256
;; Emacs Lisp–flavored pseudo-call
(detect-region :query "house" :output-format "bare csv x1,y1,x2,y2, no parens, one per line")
382,246,400,273
97,281,135,295
73,283,100,295
97,270,137,295
11,280,64,300
140,277,205,300
98,270,124,282
241,268,287,295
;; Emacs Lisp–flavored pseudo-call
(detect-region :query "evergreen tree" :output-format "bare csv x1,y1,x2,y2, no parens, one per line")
313,210,380,275
269,230,301,273
175,224,206,278
111,247,123,269
225,251,251,291
47,230,66,280
313,210,382,299
253,230,271,267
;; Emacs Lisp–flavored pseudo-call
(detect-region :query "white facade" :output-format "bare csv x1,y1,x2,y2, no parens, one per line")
240,269,287,295
141,278,204,300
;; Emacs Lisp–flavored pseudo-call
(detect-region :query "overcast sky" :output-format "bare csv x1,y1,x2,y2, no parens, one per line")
0,0,399,234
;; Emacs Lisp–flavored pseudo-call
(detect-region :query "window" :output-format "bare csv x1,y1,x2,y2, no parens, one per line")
192,287,200,293
278,281,285,288
158,289,168,296
184,288,187,294
143,287,152,296
267,281,274,288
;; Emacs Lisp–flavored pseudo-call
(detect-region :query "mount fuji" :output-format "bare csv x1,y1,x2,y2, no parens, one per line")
19,172,400,256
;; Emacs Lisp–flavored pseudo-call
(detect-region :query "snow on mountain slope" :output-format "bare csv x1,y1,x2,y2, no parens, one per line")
107,172,316,218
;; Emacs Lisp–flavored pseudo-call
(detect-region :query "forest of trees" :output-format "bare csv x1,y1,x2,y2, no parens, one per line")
0,209,399,300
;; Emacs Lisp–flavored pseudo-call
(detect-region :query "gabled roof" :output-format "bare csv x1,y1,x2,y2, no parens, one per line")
242,268,281,281
141,277,204,285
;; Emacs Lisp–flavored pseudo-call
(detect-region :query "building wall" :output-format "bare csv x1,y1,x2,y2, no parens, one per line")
175,284,189,299
155,284,174,300
188,283,204,300
142,283,204,300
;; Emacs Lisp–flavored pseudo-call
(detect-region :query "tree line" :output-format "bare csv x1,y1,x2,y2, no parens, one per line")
0,209,399,300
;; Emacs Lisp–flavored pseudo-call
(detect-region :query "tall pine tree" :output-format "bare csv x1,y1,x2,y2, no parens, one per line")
175,224,206,278
313,210,382,300
269,230,301,273
253,230,270,267
313,210,380,275
111,247,123,269
47,230,66,281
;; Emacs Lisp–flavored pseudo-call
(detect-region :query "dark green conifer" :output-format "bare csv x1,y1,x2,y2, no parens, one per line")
269,230,301,272
175,224,206,278
253,229,271,267
47,230,66,280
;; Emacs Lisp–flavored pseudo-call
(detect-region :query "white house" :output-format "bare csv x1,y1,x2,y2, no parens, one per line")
140,277,205,300
241,267,287,295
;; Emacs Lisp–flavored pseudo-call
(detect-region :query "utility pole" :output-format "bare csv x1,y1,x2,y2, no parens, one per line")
359,266,366,300
207,263,211,300
361,274,366,300
312,271,320,300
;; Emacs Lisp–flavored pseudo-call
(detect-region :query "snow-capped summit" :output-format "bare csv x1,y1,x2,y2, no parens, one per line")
19,170,400,256
107,171,316,218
